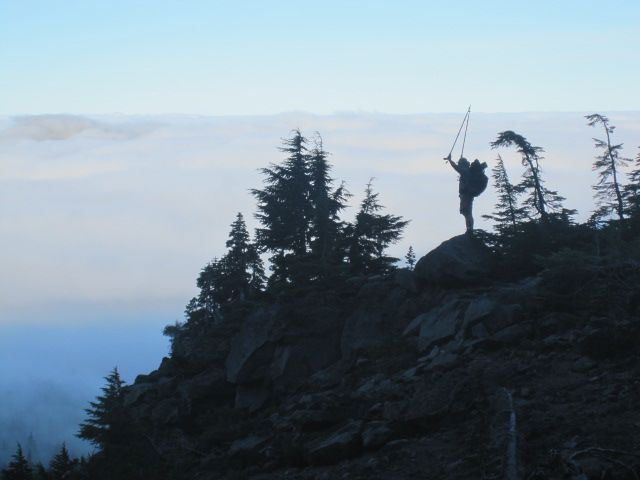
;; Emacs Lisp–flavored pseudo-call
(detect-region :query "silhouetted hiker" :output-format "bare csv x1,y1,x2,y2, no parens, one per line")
446,154,488,233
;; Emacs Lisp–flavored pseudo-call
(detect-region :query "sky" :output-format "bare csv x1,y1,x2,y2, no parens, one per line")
1,1,639,115
1,0,639,465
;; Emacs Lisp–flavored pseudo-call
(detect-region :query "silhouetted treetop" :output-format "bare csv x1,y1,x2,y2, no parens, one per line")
308,133,350,262
49,443,75,480
483,154,527,234
77,367,128,451
347,179,409,274
252,129,312,257
586,113,628,224
624,147,640,219
2,444,32,480
491,130,574,221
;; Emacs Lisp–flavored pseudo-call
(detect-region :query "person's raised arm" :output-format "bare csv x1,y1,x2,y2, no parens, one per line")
444,154,460,173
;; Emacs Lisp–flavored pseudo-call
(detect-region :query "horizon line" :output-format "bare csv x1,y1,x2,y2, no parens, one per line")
2,109,640,119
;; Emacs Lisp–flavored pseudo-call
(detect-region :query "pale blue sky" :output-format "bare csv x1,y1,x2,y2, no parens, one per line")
2,0,638,114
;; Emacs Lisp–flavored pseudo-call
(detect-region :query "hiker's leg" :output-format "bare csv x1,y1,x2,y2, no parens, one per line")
464,211,474,232
460,195,474,232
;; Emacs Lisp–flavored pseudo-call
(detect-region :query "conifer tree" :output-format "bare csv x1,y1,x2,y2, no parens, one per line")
49,444,74,480
405,246,416,268
253,130,312,257
308,134,349,262
77,368,168,479
2,444,33,480
586,114,628,223
224,212,266,298
491,130,572,221
194,213,265,313
482,154,527,234
624,147,640,218
195,257,226,317
77,367,129,452
251,130,316,284
347,179,409,274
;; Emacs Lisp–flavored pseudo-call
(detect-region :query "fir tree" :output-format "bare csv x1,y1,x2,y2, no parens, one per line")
196,257,227,316
482,154,527,234
2,444,33,480
491,130,572,221
77,367,128,451
405,246,416,268
586,114,628,223
252,130,312,257
224,212,266,298
194,213,265,312
347,179,409,274
49,444,74,480
308,134,349,262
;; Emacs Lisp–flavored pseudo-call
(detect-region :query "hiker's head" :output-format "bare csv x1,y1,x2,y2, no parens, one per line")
458,157,470,169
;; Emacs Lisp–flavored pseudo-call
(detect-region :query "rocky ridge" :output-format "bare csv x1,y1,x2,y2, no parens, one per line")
123,235,640,479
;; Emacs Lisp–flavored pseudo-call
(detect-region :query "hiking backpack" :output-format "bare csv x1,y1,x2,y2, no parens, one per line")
468,161,488,197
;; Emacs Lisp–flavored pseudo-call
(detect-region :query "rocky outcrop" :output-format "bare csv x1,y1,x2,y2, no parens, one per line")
403,298,467,351
402,289,529,355
415,234,492,286
225,307,280,384
121,236,640,480
340,276,414,359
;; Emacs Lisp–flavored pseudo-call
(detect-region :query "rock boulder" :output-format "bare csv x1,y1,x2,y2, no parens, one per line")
225,307,280,384
415,234,492,287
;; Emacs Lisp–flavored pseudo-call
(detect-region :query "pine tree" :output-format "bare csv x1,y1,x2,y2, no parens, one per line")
49,444,74,480
2,444,33,480
482,154,527,234
348,179,409,274
252,130,312,257
308,134,349,262
491,130,572,221
405,246,416,268
77,367,129,451
586,114,628,223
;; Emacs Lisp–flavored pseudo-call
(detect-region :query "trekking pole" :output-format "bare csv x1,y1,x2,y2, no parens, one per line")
460,106,470,160
444,106,471,161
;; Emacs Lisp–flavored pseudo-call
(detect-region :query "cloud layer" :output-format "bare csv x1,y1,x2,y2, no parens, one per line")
0,114,156,141
2,112,639,315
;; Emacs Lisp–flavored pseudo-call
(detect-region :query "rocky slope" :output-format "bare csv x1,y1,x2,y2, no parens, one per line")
123,235,640,479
